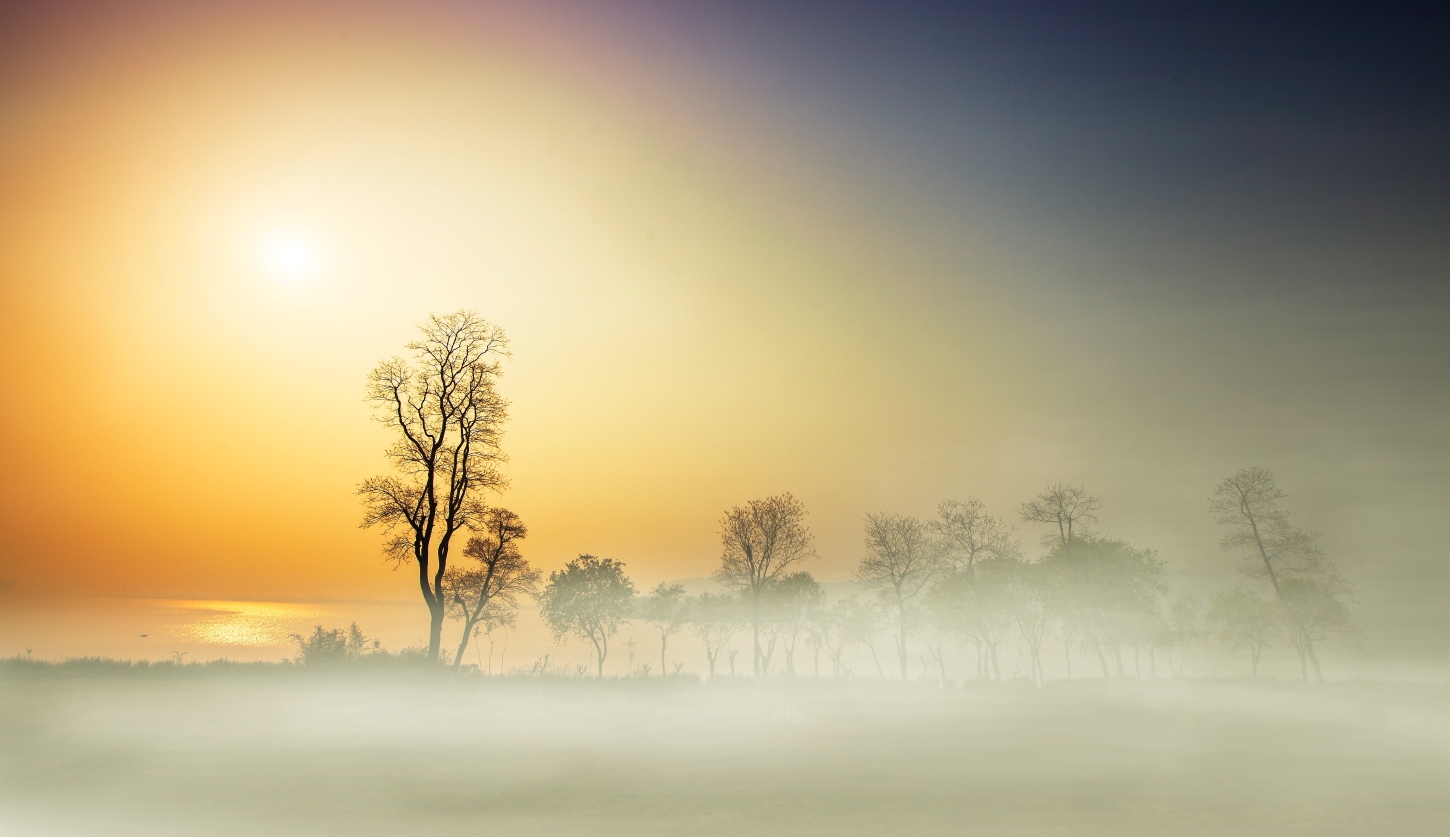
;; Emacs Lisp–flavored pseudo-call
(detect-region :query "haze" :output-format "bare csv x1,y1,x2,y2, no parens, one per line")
2,2,1448,835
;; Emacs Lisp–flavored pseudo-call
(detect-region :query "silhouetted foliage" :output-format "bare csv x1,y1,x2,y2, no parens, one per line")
687,592,744,679
857,513,945,680
1211,467,1356,681
538,555,636,677
442,506,538,669
715,493,816,676
760,571,826,676
639,582,689,677
290,623,378,667
1208,587,1282,677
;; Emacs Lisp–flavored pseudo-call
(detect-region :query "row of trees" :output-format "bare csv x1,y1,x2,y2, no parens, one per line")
357,312,1357,682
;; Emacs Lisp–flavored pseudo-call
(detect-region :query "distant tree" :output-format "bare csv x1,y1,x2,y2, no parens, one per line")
761,572,826,676
1207,587,1282,677
476,607,516,675
1156,594,1202,677
926,556,1016,682
687,592,743,679
1038,535,1166,678
639,582,689,677
856,513,946,680
818,599,852,679
359,311,510,659
1210,467,1355,682
1020,484,1101,552
715,494,817,676
538,555,636,677
932,499,1018,574
830,596,886,679
1021,485,1107,673
290,623,377,667
1007,560,1051,685
442,507,538,669
1281,576,1360,679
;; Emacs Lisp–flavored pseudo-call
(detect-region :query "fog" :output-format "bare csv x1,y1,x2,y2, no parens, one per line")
3,669,1449,836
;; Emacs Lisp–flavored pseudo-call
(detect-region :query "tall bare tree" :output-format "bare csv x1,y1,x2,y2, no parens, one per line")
714,493,816,676
856,513,946,680
442,507,538,669
1210,467,1352,682
359,311,510,659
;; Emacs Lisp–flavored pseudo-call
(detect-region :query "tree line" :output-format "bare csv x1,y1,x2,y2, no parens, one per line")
358,312,1358,683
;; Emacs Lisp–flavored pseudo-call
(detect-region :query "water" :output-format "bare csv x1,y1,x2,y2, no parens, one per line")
0,595,434,663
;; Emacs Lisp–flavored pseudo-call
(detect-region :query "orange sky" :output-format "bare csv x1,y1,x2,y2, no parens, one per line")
0,1,1016,599
2,0,1445,644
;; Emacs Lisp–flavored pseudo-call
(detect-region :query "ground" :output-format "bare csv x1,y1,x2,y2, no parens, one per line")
2,671,1447,836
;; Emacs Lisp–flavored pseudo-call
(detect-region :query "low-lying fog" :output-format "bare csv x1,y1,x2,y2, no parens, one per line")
4,673,1448,836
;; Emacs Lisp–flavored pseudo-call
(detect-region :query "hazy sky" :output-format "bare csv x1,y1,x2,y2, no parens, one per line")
1,1,1445,652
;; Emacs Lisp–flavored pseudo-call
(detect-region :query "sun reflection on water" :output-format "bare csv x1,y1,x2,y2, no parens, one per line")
168,600,329,647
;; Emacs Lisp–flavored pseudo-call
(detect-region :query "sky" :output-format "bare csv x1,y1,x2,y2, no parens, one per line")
0,1,1446,657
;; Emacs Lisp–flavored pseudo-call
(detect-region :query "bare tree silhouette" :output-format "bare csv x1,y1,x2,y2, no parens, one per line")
359,311,510,659
715,493,816,677
443,507,538,670
1210,467,1354,682
1021,484,1109,674
857,513,945,680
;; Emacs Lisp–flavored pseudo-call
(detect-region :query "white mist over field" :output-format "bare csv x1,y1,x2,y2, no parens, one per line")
3,673,1449,836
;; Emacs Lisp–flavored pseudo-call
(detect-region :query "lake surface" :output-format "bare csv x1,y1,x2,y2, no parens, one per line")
0,595,443,663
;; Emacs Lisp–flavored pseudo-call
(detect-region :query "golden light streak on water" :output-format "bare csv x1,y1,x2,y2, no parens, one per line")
167,600,330,647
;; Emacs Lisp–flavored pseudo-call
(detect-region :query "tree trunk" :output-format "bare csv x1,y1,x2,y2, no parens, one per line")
427,599,445,660
751,590,762,677
659,631,668,678
897,599,909,681
452,618,477,669
1063,639,1073,680
1305,636,1325,683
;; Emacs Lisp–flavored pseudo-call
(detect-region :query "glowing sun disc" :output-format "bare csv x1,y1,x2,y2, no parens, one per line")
258,229,322,283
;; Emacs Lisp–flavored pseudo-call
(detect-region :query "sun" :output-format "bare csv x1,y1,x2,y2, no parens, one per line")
257,229,323,284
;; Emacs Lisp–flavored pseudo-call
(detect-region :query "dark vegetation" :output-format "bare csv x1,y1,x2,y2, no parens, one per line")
344,313,1362,687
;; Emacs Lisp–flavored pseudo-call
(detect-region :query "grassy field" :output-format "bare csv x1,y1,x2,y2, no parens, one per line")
2,666,1448,836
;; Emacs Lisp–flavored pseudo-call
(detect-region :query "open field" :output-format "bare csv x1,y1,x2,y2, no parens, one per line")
3,668,1448,836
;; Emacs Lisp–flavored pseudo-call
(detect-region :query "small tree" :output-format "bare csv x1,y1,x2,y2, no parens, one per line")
443,507,538,669
688,592,743,679
1159,594,1202,676
538,555,636,677
932,499,1018,574
1021,484,1107,673
761,572,826,676
1007,560,1051,685
828,596,885,679
715,493,816,676
291,623,377,667
856,513,945,680
1281,576,1359,679
1210,467,1355,682
639,582,689,677
1207,587,1281,677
